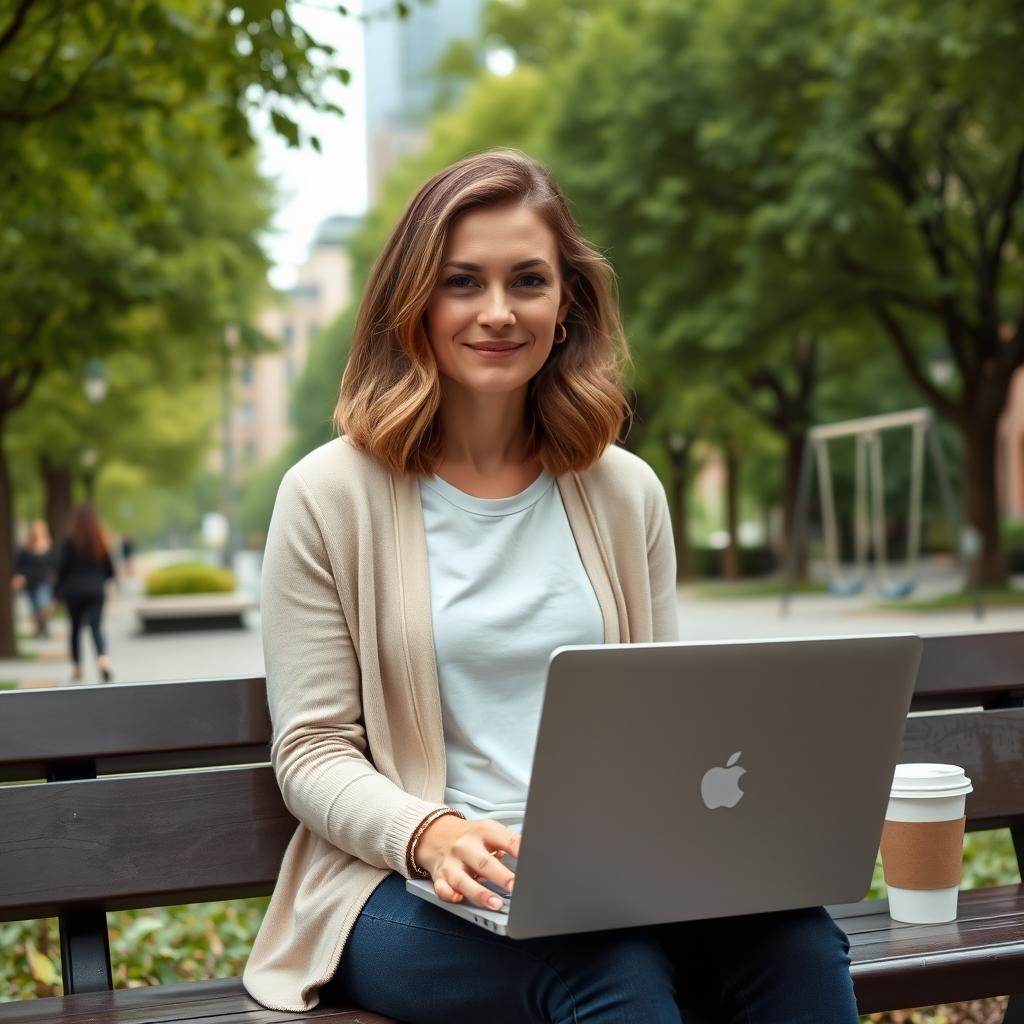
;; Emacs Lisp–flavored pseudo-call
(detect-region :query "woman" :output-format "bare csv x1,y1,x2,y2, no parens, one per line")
55,503,116,683
243,150,858,1022
12,519,56,639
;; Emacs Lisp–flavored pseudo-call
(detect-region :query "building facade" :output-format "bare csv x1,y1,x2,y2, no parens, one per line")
363,0,484,201
221,215,360,476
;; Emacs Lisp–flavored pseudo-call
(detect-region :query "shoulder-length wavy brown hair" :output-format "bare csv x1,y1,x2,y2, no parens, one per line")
335,149,633,476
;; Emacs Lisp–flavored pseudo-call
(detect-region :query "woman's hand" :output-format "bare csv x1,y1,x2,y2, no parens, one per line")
11,574,25,591
414,815,520,911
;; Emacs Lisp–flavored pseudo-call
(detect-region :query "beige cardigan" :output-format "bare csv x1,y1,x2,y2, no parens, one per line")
242,436,679,1012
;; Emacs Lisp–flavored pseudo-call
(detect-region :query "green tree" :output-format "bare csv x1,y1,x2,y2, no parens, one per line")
0,0,347,143
9,341,223,545
710,0,1024,582
0,0,376,652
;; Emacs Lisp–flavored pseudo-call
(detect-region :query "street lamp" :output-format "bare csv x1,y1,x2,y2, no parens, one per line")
222,325,240,572
927,347,954,387
667,430,688,457
83,358,108,403
81,360,107,502
81,448,99,502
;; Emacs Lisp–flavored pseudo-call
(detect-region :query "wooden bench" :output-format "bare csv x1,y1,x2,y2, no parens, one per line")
134,592,255,634
0,630,1021,1022
827,629,1024,1020
0,676,395,1023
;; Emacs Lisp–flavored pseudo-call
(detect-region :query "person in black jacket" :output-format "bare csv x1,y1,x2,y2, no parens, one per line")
11,519,56,639
55,503,117,683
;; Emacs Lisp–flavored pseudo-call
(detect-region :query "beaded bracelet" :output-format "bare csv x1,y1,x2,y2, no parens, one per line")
406,806,466,879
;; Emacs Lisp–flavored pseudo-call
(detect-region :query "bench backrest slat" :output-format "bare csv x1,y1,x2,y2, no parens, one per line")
0,677,270,781
912,631,1024,705
901,708,1024,827
1,633,1021,780
1,712,1021,921
0,766,293,922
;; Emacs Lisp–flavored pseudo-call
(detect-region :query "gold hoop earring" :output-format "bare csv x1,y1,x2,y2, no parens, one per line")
554,322,567,343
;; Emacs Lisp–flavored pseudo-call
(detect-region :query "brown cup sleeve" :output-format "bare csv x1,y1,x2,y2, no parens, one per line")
879,816,966,890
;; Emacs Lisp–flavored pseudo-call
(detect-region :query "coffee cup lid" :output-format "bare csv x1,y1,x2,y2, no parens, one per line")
890,763,973,798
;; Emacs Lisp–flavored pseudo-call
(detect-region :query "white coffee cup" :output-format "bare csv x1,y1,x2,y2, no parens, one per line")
880,763,973,924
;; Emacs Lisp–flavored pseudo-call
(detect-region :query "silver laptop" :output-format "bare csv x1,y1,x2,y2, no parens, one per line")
407,633,922,939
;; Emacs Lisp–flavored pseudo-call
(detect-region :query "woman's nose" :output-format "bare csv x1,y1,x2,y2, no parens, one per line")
477,287,515,329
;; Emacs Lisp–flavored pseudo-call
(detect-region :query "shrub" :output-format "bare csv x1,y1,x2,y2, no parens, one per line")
145,563,236,597
1003,520,1024,573
689,546,777,578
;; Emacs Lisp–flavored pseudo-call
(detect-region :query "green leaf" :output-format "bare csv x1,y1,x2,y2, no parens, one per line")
270,109,301,147
25,941,58,986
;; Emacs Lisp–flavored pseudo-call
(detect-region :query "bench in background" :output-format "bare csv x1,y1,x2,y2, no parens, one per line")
134,592,255,634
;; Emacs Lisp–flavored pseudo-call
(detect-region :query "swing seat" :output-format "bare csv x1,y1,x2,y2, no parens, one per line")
879,579,916,599
828,578,864,597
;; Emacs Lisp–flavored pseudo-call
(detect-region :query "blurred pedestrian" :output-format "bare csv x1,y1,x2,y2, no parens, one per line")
11,519,56,639
55,503,117,683
120,534,136,576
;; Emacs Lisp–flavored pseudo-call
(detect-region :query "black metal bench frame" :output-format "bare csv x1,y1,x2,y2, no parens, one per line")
0,630,1022,1022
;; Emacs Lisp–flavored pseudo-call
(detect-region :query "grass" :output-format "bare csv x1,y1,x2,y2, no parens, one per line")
0,680,18,691
692,578,829,599
875,586,1024,611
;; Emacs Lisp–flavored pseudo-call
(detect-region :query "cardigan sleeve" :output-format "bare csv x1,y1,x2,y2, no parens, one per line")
261,467,446,876
645,473,679,642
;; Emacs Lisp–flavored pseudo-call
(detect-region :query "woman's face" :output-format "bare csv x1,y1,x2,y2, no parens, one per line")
424,203,571,397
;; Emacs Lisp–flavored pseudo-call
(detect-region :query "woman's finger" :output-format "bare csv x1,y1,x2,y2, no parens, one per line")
433,877,463,904
446,866,510,911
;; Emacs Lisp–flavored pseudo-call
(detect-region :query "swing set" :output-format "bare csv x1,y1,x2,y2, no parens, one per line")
781,408,983,615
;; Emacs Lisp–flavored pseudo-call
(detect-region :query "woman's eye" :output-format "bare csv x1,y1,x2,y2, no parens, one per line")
446,275,475,288
518,274,547,288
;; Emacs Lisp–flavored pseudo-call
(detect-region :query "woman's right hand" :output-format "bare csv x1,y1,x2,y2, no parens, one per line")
414,814,520,911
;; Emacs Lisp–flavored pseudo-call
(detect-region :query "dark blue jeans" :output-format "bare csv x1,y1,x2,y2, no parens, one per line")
322,872,859,1023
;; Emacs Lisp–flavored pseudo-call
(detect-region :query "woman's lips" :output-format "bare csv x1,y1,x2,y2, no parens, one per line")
466,342,526,358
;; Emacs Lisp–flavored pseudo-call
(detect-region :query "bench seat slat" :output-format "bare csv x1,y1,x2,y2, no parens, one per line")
0,769,293,922
831,884,1024,1013
0,977,395,1023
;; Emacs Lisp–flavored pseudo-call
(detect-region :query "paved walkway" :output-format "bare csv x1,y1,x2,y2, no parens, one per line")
3,579,265,688
2,561,1021,688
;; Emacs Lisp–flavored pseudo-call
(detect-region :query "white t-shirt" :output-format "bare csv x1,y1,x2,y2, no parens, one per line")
419,467,605,832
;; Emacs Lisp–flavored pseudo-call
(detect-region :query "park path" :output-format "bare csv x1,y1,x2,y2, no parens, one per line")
3,558,1022,688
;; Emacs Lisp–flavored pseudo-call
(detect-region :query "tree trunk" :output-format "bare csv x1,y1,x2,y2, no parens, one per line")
721,443,741,579
40,455,73,545
0,419,17,658
963,413,1007,586
783,431,809,578
665,440,691,581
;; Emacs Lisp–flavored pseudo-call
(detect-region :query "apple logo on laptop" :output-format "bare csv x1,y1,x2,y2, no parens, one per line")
701,752,746,809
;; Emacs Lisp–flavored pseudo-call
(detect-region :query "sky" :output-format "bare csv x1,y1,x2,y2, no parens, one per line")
253,3,369,291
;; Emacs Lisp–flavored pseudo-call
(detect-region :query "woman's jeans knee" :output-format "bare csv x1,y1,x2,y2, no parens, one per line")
322,872,858,1023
